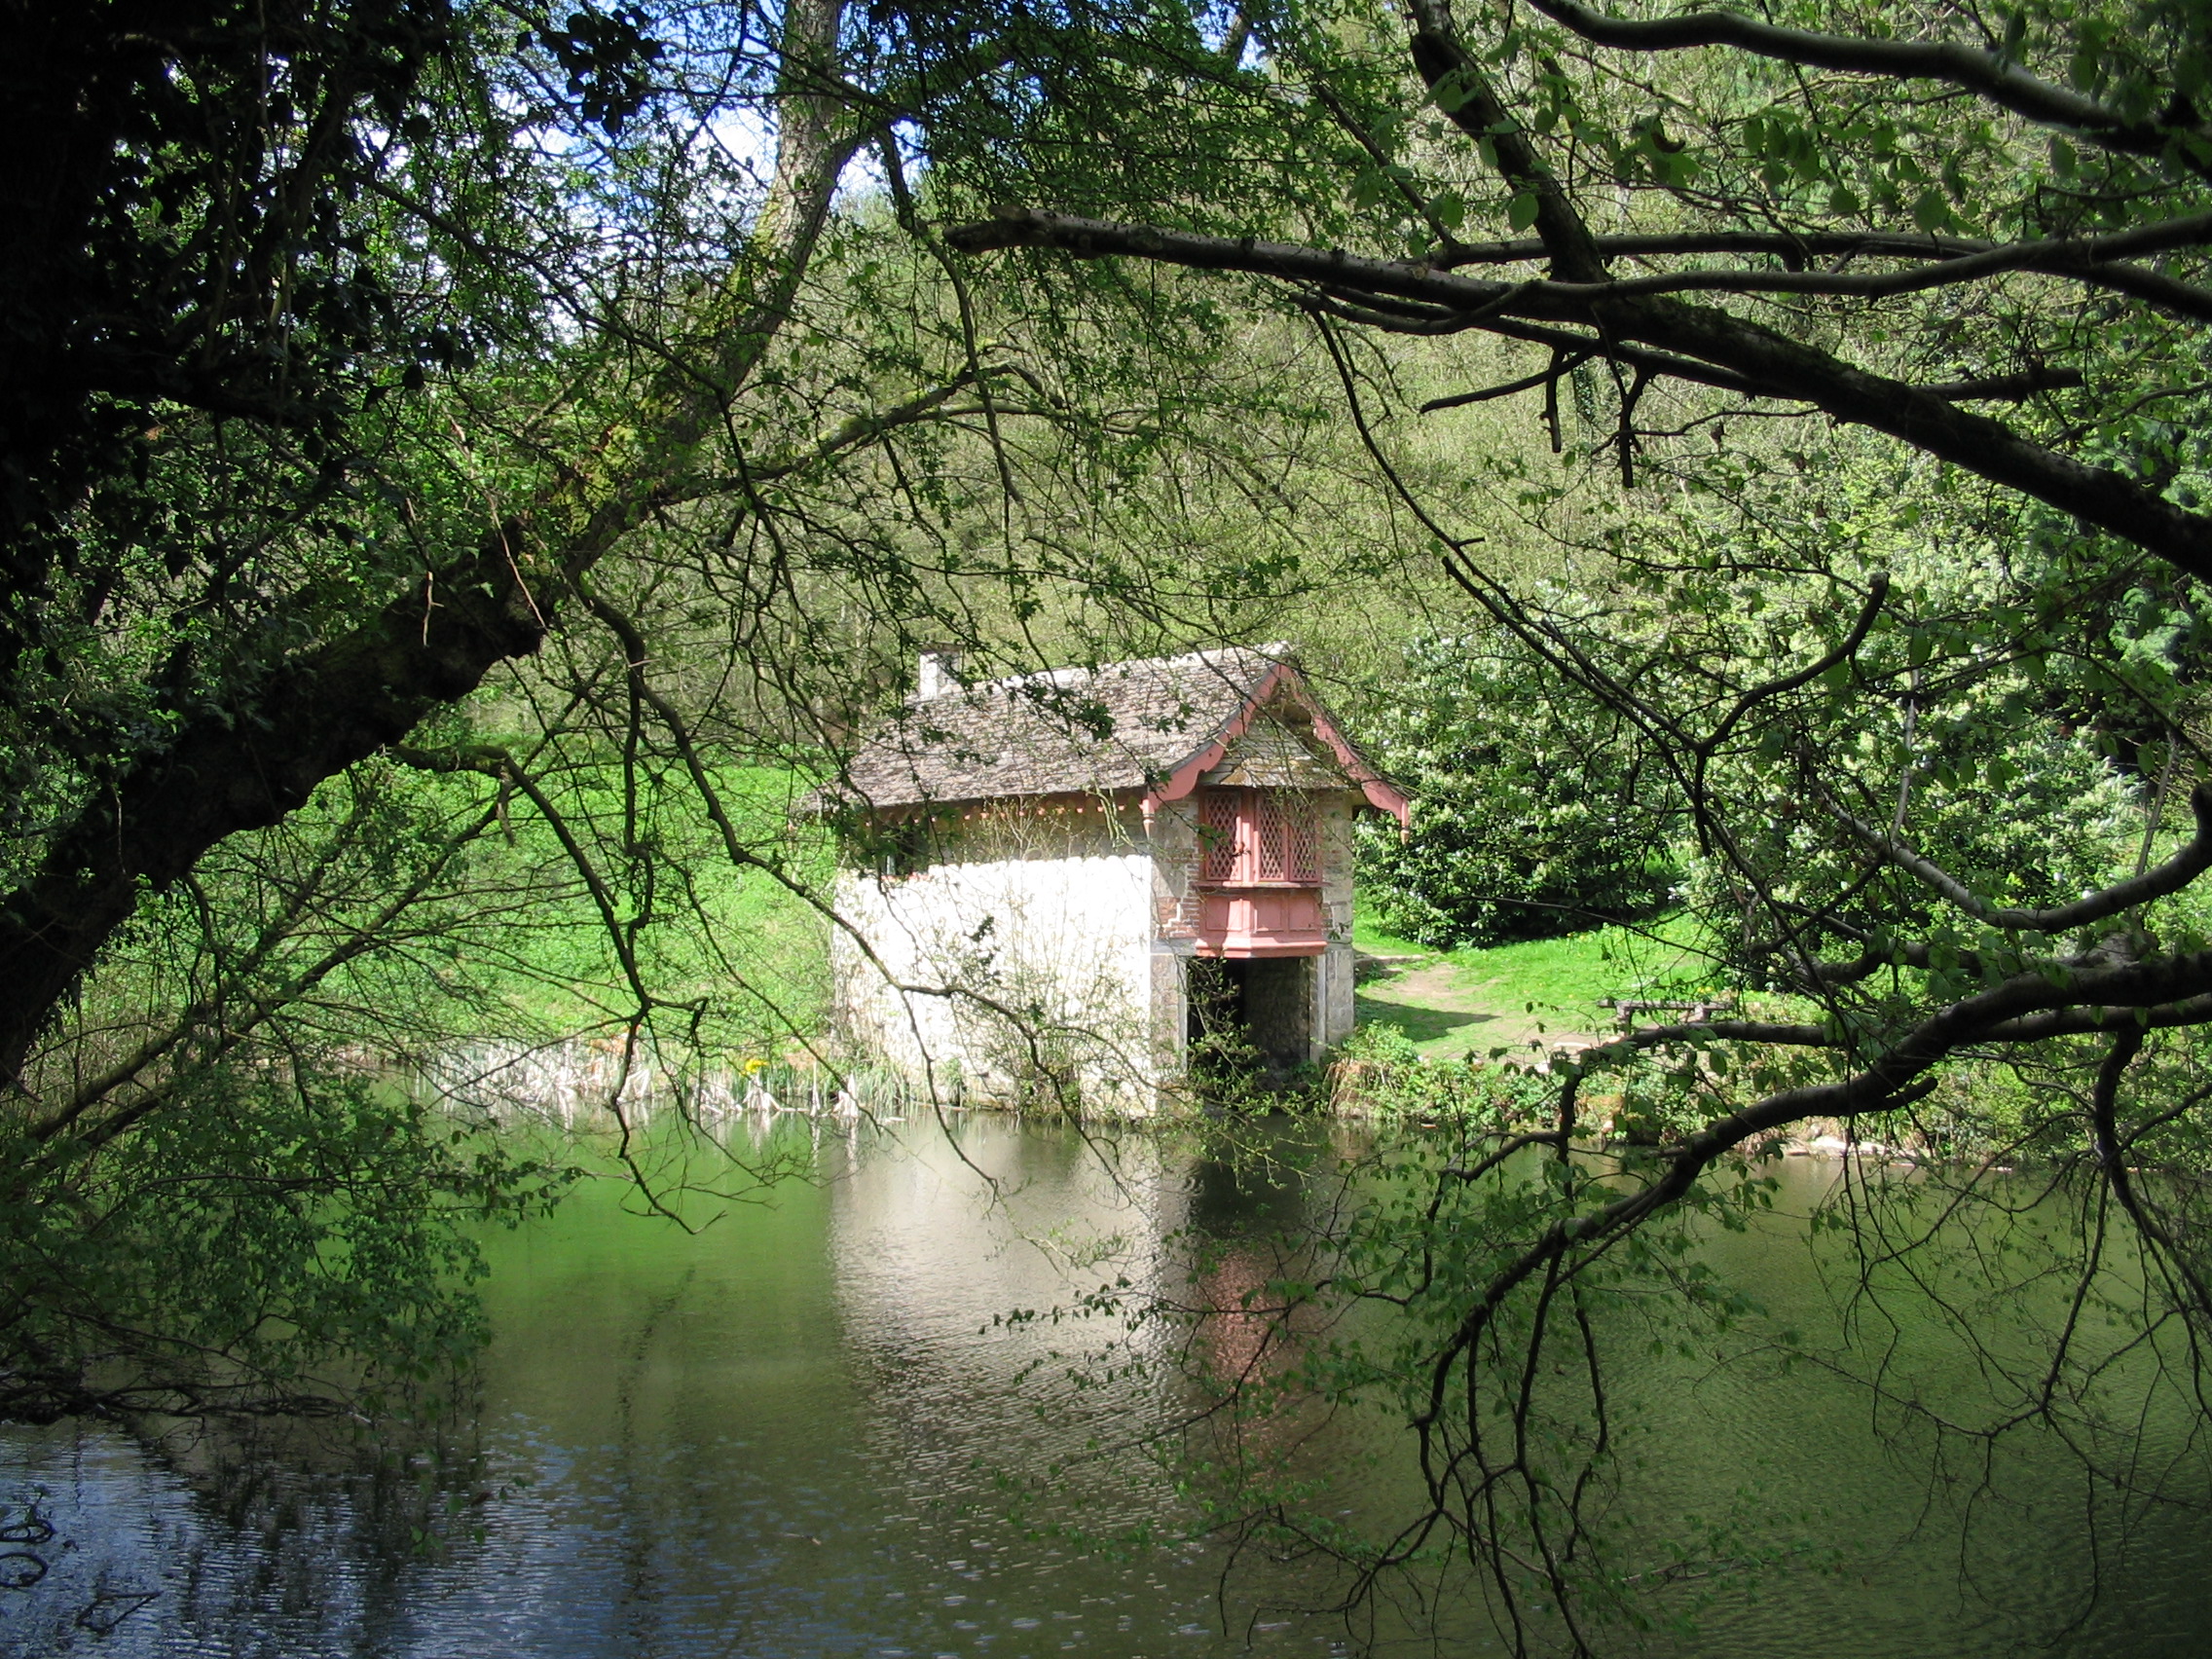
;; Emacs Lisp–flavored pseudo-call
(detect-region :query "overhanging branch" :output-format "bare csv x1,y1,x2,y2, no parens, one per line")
0,528,548,1086
1522,0,2205,167
946,207,2212,579
1832,782,2212,934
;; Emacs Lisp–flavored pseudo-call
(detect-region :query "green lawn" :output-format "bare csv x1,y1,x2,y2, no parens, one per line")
1456,917,1714,1008
422,762,834,1055
1351,906,1720,1060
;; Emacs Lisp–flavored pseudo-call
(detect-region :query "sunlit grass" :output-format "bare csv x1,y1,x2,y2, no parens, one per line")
1351,901,1722,1058
1446,914,1714,1014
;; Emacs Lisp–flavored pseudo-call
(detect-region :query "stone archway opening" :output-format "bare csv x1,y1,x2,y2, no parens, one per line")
1186,955,1316,1091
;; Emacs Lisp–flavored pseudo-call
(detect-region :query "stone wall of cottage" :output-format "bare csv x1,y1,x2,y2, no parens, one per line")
1144,796,1201,1073
833,787,1378,1103
1319,793,1358,1047
830,798,1166,1107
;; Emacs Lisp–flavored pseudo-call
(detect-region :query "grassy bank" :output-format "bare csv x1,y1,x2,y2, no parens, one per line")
336,759,836,1069
1350,908,1717,1062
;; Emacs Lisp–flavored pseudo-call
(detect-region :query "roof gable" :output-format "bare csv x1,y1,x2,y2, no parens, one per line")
1199,718,1346,790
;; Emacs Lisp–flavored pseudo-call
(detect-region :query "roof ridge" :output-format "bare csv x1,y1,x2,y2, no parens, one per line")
952,642,1286,702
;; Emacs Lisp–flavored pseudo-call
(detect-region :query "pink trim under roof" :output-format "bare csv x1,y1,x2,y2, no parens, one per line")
1142,663,1411,825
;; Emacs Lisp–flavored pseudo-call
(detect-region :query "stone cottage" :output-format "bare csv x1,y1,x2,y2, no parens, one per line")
815,645,1408,1106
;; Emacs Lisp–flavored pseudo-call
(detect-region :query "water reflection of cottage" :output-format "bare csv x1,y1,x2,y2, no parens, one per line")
818,645,1408,1106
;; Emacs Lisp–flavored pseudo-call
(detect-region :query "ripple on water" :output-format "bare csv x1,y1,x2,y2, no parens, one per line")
1,1130,2210,1658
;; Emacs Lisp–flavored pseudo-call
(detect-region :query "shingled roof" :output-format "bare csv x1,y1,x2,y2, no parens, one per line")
823,645,1335,810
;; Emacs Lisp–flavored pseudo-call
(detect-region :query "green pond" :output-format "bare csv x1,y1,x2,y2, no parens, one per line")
2,1117,2208,1657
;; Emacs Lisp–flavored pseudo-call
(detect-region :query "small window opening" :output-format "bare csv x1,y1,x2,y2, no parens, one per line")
856,813,942,877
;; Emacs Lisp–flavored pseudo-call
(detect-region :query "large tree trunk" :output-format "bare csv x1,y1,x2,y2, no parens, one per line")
0,535,543,1085
0,0,864,1089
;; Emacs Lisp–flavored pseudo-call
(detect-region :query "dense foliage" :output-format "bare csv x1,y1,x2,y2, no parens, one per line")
934,0,2212,1646
1357,627,1677,946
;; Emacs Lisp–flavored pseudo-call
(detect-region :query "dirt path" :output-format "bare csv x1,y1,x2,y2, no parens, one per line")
1353,955,1606,1062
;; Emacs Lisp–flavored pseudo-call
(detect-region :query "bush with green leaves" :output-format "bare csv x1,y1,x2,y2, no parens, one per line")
1329,1021,1558,1123
1357,628,1678,948
1630,487,2155,990
0,1057,572,1424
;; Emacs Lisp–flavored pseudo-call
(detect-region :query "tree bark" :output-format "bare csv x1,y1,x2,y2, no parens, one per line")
0,532,544,1084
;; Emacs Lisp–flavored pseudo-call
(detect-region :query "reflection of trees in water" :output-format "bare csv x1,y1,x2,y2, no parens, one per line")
1182,1138,1343,1427
0,1411,498,1652
1187,1150,1306,1234
1167,1131,2212,1655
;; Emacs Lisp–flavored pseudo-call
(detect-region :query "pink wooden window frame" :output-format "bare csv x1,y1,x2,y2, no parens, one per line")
1198,789,1319,885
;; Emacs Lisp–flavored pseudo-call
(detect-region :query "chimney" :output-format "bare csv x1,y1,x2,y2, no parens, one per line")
917,645,963,700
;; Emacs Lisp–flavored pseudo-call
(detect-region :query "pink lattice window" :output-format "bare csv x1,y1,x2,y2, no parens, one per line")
1200,789,1241,882
1198,789,1319,885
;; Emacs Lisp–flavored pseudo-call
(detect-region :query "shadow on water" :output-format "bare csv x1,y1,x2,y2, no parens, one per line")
4,1124,2212,1657
1187,1119,1315,1235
